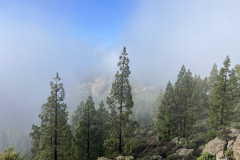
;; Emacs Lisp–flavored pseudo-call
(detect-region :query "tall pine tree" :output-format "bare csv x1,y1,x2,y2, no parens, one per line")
209,56,236,129
95,101,109,157
174,65,195,137
30,73,72,160
156,81,176,141
105,46,135,157
73,96,97,160
208,63,218,93
71,101,84,134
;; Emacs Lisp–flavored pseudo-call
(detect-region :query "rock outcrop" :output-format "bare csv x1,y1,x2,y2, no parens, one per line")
200,128,240,160
203,137,227,155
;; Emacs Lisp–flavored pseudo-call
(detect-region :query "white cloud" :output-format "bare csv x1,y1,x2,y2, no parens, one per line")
117,0,240,85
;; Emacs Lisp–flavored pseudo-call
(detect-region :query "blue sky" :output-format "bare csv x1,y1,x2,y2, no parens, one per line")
0,0,138,43
1,0,240,128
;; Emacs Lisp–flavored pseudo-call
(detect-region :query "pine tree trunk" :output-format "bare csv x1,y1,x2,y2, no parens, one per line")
119,101,122,155
87,106,90,160
54,99,58,160
221,74,227,126
119,61,124,155
100,115,103,157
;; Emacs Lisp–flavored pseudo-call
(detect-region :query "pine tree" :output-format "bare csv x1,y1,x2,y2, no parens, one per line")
156,81,175,141
71,101,84,134
30,73,72,160
29,125,41,159
152,89,164,124
105,46,135,156
209,56,236,129
0,145,26,160
73,96,97,160
174,65,195,137
208,63,218,93
191,75,209,134
95,101,109,157
232,65,240,125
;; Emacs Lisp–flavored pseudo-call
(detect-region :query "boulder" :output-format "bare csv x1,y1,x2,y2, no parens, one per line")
233,134,240,160
175,148,194,158
170,137,180,144
203,137,227,155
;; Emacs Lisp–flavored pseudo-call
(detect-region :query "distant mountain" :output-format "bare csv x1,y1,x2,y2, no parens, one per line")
66,75,162,127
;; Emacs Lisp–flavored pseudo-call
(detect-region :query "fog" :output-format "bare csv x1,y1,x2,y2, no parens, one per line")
0,0,240,135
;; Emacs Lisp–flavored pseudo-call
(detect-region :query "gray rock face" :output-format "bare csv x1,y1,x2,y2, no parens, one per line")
203,137,227,155
233,134,240,160
176,148,194,158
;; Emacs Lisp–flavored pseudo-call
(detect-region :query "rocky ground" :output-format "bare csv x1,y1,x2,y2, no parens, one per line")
133,128,240,160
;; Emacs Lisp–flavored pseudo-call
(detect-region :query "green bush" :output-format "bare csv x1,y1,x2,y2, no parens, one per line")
123,137,147,157
180,138,186,145
197,152,216,160
224,149,234,160
205,130,217,142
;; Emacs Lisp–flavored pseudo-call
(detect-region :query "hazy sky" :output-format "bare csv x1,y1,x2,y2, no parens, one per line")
1,0,240,129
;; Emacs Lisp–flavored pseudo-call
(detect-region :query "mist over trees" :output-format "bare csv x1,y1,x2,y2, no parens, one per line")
2,46,240,160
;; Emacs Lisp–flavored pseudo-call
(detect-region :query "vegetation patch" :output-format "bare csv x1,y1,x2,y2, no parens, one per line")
197,152,216,160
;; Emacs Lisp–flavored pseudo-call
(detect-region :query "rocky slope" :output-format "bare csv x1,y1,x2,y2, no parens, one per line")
131,128,240,160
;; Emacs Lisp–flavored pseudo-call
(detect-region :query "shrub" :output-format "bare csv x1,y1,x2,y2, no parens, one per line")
205,130,217,142
124,137,147,157
197,152,216,160
180,138,186,145
224,149,234,160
